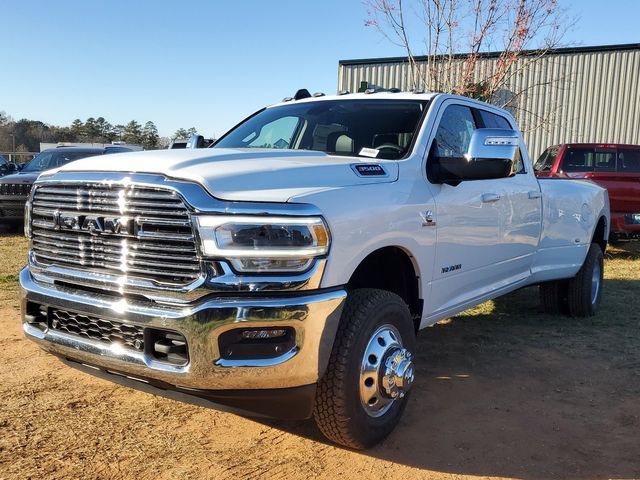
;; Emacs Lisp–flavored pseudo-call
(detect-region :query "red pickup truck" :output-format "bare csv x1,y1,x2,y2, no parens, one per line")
534,143,640,241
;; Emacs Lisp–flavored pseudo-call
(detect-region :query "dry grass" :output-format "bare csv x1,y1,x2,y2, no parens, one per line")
0,228,28,306
0,231,638,480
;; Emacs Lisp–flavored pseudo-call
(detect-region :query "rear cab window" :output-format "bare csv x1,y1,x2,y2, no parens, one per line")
561,146,616,172
617,148,640,173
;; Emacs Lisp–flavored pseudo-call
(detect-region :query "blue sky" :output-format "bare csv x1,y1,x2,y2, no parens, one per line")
1,0,639,138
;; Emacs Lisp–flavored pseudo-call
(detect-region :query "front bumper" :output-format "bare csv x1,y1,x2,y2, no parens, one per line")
611,212,640,237
20,268,346,392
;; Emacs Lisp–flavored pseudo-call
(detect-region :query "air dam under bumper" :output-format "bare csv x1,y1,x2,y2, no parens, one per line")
20,268,346,418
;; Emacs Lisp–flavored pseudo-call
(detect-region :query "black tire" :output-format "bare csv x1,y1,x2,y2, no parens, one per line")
567,243,604,317
539,280,568,315
313,288,416,449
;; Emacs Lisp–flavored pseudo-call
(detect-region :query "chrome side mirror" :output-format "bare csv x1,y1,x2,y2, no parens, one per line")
467,128,519,163
429,128,519,184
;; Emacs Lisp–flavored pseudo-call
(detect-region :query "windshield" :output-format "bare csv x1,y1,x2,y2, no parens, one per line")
214,99,429,160
533,146,559,172
23,150,103,172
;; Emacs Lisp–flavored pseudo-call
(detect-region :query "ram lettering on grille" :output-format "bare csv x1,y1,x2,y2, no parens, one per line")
30,184,201,286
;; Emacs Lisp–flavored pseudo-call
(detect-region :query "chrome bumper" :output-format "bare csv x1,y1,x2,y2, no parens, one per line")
20,268,346,390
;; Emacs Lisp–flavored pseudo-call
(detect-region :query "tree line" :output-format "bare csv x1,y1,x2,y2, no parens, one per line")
0,111,199,153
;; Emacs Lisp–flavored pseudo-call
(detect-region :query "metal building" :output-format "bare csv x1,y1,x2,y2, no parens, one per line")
338,43,640,159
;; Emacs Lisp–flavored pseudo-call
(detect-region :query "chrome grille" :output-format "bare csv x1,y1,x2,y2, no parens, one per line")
0,183,31,196
50,308,145,351
30,183,201,286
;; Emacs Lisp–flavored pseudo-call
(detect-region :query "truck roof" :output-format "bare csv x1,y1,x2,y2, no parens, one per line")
269,91,439,108
552,143,640,149
267,91,515,120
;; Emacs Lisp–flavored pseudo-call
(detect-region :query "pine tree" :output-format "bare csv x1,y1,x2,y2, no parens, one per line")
113,124,125,141
84,117,100,140
142,121,159,150
70,119,84,139
95,117,114,142
122,120,143,145
174,128,189,139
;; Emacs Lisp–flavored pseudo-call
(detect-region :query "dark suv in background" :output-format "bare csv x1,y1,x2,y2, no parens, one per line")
0,154,22,177
0,146,132,224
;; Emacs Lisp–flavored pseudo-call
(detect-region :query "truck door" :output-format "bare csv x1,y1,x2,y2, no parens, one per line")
475,108,542,280
425,102,511,315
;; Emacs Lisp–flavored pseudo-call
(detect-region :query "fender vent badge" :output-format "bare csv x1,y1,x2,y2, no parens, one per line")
352,164,387,177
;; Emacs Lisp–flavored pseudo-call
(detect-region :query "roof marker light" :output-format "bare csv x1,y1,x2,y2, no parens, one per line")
294,89,312,100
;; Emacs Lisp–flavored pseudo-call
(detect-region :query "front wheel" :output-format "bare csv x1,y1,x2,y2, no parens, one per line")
313,289,416,449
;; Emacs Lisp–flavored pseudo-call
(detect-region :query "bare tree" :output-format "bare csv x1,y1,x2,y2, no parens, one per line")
364,0,568,113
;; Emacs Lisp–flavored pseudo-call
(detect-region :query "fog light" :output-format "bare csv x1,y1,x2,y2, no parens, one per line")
218,327,295,361
145,329,189,366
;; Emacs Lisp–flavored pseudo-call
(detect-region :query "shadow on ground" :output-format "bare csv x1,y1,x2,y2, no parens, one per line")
3,228,639,478
262,279,640,479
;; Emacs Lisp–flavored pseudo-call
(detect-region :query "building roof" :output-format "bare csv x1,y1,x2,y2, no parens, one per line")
339,43,640,66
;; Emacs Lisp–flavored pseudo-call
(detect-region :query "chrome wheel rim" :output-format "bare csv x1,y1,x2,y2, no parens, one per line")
591,260,602,305
359,324,415,418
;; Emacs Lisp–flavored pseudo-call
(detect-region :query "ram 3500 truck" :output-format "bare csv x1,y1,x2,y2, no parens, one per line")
20,92,609,449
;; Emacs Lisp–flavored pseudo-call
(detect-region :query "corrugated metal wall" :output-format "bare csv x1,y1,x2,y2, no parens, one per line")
338,46,640,159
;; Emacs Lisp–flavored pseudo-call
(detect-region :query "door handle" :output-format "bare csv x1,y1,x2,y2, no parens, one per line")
482,193,501,203
528,191,542,199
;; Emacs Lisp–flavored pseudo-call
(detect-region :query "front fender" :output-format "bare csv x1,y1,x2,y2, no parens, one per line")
289,180,436,295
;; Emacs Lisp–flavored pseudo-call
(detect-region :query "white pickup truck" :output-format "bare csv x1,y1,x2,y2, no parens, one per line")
20,92,609,449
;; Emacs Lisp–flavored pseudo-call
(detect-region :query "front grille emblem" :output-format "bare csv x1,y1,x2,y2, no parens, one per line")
53,211,133,235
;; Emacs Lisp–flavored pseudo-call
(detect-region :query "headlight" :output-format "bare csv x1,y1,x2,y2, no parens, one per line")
195,215,330,273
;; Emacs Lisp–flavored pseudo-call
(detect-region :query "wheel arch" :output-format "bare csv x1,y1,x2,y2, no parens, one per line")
592,215,608,253
346,245,423,329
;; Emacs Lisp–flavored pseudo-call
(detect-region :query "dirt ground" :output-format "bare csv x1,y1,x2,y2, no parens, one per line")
1,229,639,480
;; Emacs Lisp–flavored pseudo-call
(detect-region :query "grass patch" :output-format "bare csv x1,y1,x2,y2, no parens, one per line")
0,232,28,278
0,273,19,284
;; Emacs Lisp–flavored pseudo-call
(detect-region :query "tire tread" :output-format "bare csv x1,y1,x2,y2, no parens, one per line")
313,288,411,449
567,243,603,317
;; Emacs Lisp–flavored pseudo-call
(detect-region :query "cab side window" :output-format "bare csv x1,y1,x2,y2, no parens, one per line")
431,105,477,159
477,109,512,130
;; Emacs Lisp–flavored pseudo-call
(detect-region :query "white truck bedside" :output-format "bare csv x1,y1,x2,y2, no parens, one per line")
20,91,609,449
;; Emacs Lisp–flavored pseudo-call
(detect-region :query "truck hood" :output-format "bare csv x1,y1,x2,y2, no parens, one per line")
52,148,399,202
0,171,40,185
